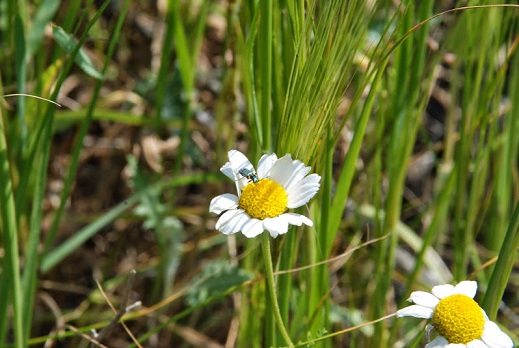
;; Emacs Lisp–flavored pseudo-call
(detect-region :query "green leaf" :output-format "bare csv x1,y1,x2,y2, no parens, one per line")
186,261,252,307
51,24,103,80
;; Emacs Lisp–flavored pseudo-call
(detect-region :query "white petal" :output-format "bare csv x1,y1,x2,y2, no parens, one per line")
396,305,434,319
425,336,449,348
453,280,477,299
481,321,514,348
408,291,440,309
465,340,488,348
432,284,455,299
221,211,251,234
283,165,311,192
263,216,289,238
426,324,434,340
215,209,241,229
215,210,250,235
269,154,305,188
220,162,237,181
280,212,313,227
227,150,254,173
241,218,265,238
221,150,255,193
286,174,321,208
446,344,467,348
209,194,239,214
257,153,277,178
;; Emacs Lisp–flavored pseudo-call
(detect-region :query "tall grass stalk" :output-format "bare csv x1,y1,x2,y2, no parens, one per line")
483,200,519,319
0,85,25,348
481,21,519,318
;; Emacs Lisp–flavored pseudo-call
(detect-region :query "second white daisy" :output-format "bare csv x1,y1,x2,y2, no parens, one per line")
210,150,321,238
397,280,513,348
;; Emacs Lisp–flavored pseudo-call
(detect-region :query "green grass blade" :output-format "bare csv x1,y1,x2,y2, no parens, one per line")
52,24,104,80
0,261,10,344
0,92,25,348
402,166,457,299
41,172,221,273
0,78,10,344
40,187,142,273
482,200,519,319
258,0,272,151
26,0,60,56
154,0,175,131
482,42,519,318
168,2,210,172
328,61,387,242
14,15,27,146
21,136,49,341
172,2,194,95
235,0,262,148
42,0,122,256
55,108,152,127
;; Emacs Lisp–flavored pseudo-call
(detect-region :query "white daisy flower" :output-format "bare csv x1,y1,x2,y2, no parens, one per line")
209,150,321,238
397,280,514,348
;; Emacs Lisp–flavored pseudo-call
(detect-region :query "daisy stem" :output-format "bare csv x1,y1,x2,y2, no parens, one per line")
260,231,294,347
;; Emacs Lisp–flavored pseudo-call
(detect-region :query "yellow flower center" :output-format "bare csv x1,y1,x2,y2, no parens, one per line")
239,179,288,220
432,294,485,344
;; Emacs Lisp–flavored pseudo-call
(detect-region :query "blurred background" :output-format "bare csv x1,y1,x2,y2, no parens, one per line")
1,0,518,347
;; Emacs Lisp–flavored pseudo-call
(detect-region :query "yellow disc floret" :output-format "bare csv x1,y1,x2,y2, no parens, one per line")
432,294,485,343
239,178,288,220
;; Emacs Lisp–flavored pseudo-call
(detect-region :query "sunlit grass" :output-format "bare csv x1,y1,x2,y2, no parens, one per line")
0,0,518,347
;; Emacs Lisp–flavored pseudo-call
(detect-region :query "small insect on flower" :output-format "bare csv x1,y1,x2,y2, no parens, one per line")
209,150,321,238
238,168,259,183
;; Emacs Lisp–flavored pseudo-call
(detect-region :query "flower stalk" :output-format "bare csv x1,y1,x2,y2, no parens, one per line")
261,231,294,347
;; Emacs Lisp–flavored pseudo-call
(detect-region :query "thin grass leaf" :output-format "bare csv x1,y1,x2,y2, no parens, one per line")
14,15,27,145
258,0,272,151
169,2,210,173
235,0,262,149
21,140,48,340
40,186,142,273
129,282,245,348
172,2,195,95
52,24,103,80
55,108,151,128
328,62,387,245
482,42,519,318
0,70,9,346
41,172,222,273
26,0,60,56
0,91,25,348
154,0,175,131
482,200,519,319
402,166,457,301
